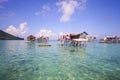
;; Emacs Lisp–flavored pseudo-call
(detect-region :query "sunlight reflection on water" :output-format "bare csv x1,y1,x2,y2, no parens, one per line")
0,40,120,80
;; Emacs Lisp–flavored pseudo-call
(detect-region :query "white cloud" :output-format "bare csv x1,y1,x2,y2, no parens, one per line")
5,25,18,36
59,32,65,35
43,5,50,11
0,11,15,20
7,11,15,16
19,22,28,35
0,0,8,3
56,0,87,22
79,0,87,10
5,22,28,37
0,5,4,9
36,29,57,39
0,15,3,19
0,0,8,9
35,5,50,16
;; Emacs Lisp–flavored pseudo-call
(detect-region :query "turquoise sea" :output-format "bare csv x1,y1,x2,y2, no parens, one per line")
0,40,120,80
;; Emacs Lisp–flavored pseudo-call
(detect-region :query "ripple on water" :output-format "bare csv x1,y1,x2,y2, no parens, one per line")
0,41,120,80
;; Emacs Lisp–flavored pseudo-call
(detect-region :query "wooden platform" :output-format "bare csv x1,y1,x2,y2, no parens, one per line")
38,44,51,47
72,38,88,42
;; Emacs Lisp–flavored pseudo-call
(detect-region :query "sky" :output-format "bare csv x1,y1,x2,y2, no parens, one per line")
0,0,120,39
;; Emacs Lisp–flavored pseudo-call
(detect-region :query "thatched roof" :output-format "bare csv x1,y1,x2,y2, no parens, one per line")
27,35,36,41
27,35,35,38
70,32,88,39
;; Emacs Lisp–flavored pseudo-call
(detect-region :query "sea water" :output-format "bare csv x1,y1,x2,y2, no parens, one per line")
0,40,120,80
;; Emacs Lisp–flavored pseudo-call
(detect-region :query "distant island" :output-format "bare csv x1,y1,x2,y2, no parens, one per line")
0,30,24,40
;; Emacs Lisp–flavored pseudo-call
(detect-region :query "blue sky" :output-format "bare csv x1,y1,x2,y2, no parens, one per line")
0,0,120,39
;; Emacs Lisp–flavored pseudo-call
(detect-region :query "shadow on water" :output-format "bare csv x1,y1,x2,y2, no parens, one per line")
0,62,40,80
1,40,120,80
25,41,37,51
58,46,86,53
58,46,87,58
26,41,36,46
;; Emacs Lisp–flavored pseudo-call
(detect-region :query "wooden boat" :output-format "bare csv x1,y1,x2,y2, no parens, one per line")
38,43,51,47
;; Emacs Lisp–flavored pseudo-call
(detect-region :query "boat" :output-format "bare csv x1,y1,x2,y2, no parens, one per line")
38,43,51,47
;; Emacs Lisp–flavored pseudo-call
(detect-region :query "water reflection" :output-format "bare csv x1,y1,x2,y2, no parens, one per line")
25,41,36,47
0,40,120,80
58,46,87,59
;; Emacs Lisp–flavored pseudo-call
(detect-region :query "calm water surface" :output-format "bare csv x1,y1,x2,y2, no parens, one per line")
0,40,120,80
